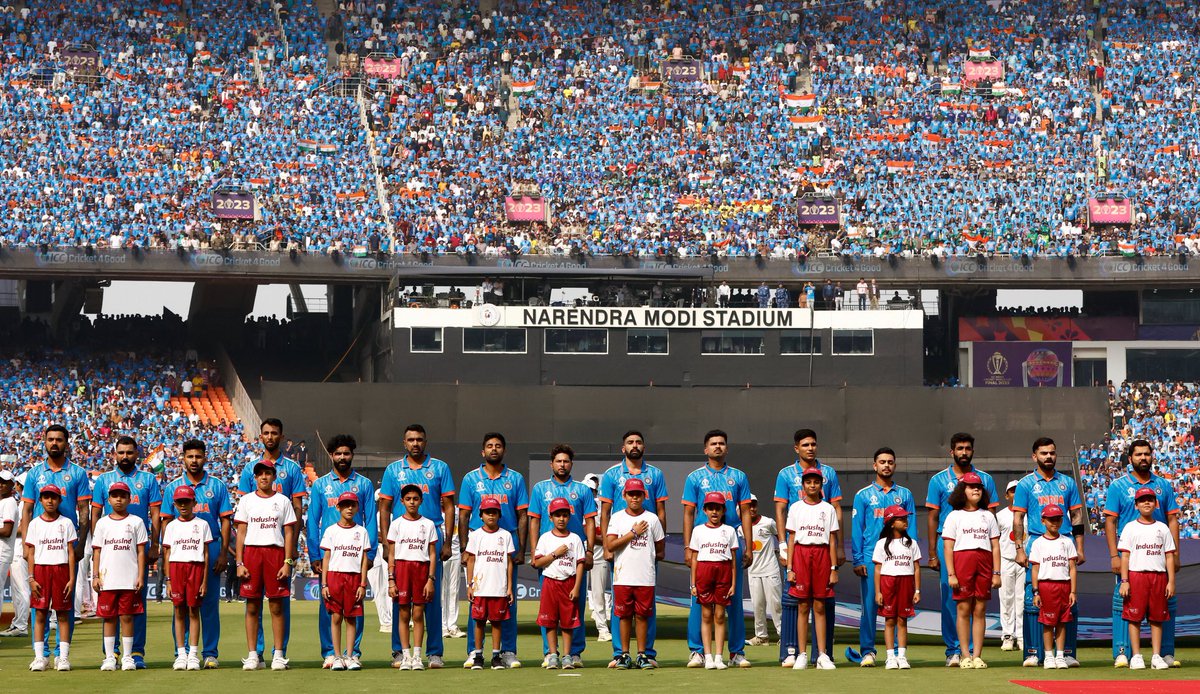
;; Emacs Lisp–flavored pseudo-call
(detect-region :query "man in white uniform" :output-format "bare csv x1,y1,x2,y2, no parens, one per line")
583,474,611,642
0,470,30,636
367,491,393,634
743,495,782,645
442,523,464,638
996,480,1024,652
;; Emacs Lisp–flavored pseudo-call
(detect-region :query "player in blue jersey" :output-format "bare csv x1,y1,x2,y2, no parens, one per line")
1011,437,1086,668
598,430,668,667
682,429,753,669
235,418,307,661
457,432,528,668
90,436,162,668
159,439,232,668
850,447,918,668
528,443,597,669
378,424,457,669
1102,439,1181,668
19,425,92,654
925,432,998,667
773,429,843,666
306,434,377,668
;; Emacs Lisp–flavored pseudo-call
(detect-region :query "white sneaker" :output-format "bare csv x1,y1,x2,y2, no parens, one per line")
946,653,961,667
792,653,809,670
186,654,201,671
30,656,48,671
462,655,475,669
781,654,796,668
242,654,260,671
731,653,751,668
746,636,769,646
885,655,899,670
104,657,120,672
816,653,836,670
399,654,412,671
1064,656,1080,668
714,655,728,670
1114,654,1129,668
501,652,521,669
861,652,876,668
687,651,705,668
56,656,72,672
897,655,911,670
271,654,289,671
172,654,187,671
323,655,336,669
379,625,391,633
1024,656,1040,667
1129,654,1146,670
1044,658,1057,670
1056,656,1068,669
1152,655,1170,670
1000,636,1015,652
597,630,612,643
331,656,346,671
446,626,466,639
346,656,362,671
704,653,716,670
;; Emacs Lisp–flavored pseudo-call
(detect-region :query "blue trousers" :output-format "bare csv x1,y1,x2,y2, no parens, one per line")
391,535,445,657
610,589,657,658
935,539,969,657
687,549,746,656
539,570,587,656
175,545,223,659
1111,574,1176,659
859,564,879,656
1021,537,1076,662
779,590,835,660
466,563,518,654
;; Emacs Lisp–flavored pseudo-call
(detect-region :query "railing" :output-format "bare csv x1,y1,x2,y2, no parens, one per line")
271,1,291,63
214,344,261,440
355,84,396,236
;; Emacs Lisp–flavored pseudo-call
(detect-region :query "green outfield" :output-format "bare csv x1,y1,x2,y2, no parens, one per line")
0,602,1196,693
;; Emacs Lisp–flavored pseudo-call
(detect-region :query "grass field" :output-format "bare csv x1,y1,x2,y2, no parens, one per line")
1,602,1197,693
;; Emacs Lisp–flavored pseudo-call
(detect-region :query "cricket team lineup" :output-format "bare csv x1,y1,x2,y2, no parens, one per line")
9,423,1181,672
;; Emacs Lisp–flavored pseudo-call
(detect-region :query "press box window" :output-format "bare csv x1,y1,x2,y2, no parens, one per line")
832,329,873,355
545,328,608,354
701,330,765,355
627,329,669,355
463,328,527,353
410,328,443,353
781,331,822,355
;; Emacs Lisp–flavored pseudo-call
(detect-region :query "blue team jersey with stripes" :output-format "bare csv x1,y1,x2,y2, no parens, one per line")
1103,471,1180,533
773,460,844,508
598,461,669,514
306,470,378,562
237,455,307,499
459,464,529,533
851,482,918,567
379,454,456,522
682,463,752,528
528,477,598,540
1011,470,1083,537
925,465,999,533
22,460,92,523
91,467,162,531
161,472,233,543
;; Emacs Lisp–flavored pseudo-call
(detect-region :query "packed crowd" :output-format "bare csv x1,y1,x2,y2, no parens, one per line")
0,0,1197,256
1078,380,1200,538
0,347,257,493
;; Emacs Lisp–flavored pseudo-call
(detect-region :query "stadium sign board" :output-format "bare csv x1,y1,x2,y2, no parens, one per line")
662,58,702,82
212,191,258,220
963,60,1004,82
363,57,402,79
62,46,100,73
1087,197,1134,225
797,197,841,226
973,341,1072,387
505,196,550,223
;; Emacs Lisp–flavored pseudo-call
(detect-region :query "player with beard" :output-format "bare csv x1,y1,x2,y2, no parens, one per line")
1103,439,1181,668
235,419,307,664
926,433,999,667
1011,437,1086,667
598,431,668,667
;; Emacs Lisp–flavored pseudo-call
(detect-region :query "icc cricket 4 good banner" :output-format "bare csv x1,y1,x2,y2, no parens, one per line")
973,341,1072,387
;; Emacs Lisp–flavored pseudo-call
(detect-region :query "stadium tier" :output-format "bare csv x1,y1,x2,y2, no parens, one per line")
0,1,1196,256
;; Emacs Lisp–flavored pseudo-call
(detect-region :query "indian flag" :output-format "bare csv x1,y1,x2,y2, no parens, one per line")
196,50,212,64
640,81,662,91
511,80,536,93
297,139,337,155
782,93,816,109
247,178,269,188
968,45,991,59
788,115,823,129
144,445,166,475
1118,241,1137,256
941,82,961,95
731,65,749,79
337,190,367,203
886,160,915,174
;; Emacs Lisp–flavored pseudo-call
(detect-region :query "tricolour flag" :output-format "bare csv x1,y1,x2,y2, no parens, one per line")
337,190,367,203
731,65,749,79
788,115,823,129
968,44,991,59
941,82,961,95
297,139,337,155
640,81,662,91
782,93,816,109
886,160,915,174
1118,241,1137,256
511,80,536,93
144,445,166,475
